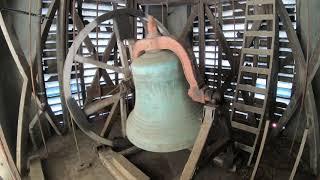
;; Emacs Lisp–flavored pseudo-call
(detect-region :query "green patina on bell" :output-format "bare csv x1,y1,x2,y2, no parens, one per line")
126,50,202,152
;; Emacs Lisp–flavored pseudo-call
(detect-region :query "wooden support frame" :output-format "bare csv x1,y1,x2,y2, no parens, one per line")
98,148,149,180
0,125,21,180
198,1,206,79
57,0,71,130
250,120,270,180
180,106,216,180
307,37,320,84
272,0,307,135
289,128,309,180
205,5,235,75
272,0,319,175
0,12,32,175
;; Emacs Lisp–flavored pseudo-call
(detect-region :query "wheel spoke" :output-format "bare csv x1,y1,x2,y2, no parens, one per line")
113,17,130,78
74,55,124,73
91,32,117,87
178,4,198,43
120,96,127,137
84,92,121,115
100,97,120,137
72,10,115,85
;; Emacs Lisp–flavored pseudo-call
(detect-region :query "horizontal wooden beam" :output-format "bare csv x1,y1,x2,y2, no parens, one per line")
83,0,127,4
136,0,231,5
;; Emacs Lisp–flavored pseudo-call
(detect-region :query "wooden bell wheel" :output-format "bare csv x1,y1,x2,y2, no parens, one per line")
63,8,169,147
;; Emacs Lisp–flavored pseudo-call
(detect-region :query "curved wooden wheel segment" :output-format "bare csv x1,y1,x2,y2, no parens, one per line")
63,8,169,146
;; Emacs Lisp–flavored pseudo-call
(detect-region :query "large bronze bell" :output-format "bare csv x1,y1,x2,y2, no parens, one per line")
126,50,203,152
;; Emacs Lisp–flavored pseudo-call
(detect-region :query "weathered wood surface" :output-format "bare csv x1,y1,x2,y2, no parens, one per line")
307,37,320,84
250,120,270,180
198,1,206,79
0,124,21,180
98,148,149,180
180,106,215,180
29,157,45,180
205,5,235,75
136,0,238,5
57,0,70,130
100,98,120,137
275,0,319,174
271,0,306,136
178,5,198,44
0,12,32,175
41,0,58,47
289,128,308,180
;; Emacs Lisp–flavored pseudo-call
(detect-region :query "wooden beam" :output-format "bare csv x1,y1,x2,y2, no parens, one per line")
205,5,235,74
276,1,319,174
100,98,120,137
136,0,232,5
0,12,32,175
29,157,45,180
41,0,58,47
279,53,293,69
277,0,306,87
92,33,117,85
244,6,265,48
250,120,270,180
72,9,114,102
83,0,127,3
72,10,95,54
180,106,215,180
198,1,205,79
98,148,149,180
289,128,308,180
307,37,320,84
0,124,21,180
74,55,124,73
57,0,70,130
272,0,306,136
178,5,198,45
304,88,320,175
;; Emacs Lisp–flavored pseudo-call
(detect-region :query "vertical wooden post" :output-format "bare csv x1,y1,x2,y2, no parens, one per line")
267,4,279,121
0,127,21,180
128,0,137,38
198,0,205,80
180,106,216,180
57,0,70,131
217,1,222,88
36,0,47,106
76,0,87,105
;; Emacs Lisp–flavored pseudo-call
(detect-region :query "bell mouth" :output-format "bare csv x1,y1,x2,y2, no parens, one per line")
126,108,202,153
